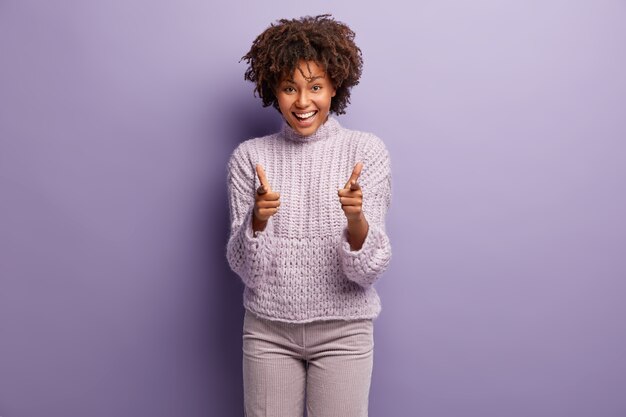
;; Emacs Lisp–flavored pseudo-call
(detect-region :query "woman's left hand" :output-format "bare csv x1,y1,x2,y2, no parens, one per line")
338,162,364,222
338,162,369,250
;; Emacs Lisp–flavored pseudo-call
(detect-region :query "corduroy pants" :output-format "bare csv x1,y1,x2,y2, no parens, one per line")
242,309,374,417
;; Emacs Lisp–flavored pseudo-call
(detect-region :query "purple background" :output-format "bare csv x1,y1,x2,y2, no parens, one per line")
1,1,625,416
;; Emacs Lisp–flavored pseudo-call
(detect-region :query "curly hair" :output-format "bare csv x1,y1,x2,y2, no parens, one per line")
241,14,363,115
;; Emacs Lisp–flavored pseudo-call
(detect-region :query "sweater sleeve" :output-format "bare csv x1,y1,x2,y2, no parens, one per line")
338,134,392,288
225,143,275,288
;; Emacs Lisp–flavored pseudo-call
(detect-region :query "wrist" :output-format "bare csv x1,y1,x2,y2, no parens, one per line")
347,212,366,226
346,214,368,251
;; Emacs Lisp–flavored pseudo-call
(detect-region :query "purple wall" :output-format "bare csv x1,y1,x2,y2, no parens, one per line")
1,1,625,416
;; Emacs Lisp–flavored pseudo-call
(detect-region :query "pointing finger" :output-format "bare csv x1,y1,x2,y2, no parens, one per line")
344,162,363,189
256,164,271,193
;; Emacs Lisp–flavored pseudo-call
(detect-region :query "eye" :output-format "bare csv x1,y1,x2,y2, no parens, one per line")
283,86,295,94
312,85,322,92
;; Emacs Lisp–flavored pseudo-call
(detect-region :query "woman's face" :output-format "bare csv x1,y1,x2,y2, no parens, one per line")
275,60,336,136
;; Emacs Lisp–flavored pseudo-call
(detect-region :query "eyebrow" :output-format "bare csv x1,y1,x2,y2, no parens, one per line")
284,75,324,83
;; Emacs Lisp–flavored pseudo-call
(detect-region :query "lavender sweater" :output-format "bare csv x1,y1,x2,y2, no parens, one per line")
226,117,392,323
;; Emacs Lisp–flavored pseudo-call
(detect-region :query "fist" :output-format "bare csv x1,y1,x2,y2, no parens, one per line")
254,164,280,222
338,162,364,221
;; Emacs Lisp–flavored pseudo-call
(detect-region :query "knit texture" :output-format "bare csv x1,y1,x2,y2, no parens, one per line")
226,117,392,323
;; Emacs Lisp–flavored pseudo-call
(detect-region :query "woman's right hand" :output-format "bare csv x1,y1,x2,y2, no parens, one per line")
253,164,280,232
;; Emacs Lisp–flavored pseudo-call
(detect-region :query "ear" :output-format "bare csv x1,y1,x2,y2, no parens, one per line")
331,87,337,97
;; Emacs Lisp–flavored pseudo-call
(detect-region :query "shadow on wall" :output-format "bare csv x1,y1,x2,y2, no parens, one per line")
225,88,284,145
198,84,282,415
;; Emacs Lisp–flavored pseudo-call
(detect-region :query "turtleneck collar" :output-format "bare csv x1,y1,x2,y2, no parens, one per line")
280,116,341,143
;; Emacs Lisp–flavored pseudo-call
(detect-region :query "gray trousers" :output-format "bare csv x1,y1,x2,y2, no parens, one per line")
242,309,374,417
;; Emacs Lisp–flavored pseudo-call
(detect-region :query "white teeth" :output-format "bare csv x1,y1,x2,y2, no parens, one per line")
295,111,316,119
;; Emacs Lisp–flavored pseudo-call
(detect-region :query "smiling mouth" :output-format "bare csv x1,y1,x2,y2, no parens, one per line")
293,110,318,121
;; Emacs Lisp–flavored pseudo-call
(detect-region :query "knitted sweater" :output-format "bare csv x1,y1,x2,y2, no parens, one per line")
226,117,392,323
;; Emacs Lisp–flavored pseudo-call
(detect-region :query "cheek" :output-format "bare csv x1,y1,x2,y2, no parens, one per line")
276,95,289,111
278,98,296,119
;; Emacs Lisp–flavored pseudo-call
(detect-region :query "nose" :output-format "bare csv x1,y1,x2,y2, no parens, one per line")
295,90,310,108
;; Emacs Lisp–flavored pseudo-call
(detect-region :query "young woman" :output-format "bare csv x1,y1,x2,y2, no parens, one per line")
226,14,392,417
